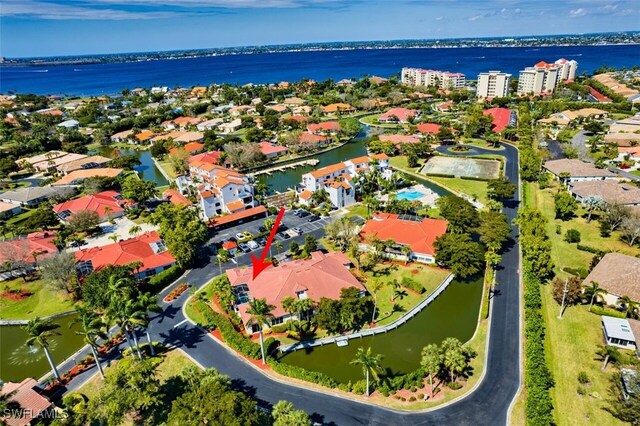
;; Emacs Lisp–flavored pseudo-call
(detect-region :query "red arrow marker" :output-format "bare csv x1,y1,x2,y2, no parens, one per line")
251,207,285,279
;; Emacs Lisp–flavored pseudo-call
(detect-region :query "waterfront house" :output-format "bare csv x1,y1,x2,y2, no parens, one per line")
257,142,288,159
583,253,640,305
57,155,111,175
298,132,332,149
226,251,365,333
321,103,355,115
163,189,193,207
52,190,134,223
75,231,175,279
359,212,448,264
307,121,341,135
0,186,76,208
52,168,124,186
0,378,53,426
0,232,58,277
110,129,134,143
378,108,419,124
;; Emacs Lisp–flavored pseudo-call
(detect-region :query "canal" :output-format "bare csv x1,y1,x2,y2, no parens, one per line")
92,146,169,187
278,276,483,383
0,314,85,383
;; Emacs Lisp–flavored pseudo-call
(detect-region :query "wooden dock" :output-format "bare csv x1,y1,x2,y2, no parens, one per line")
250,159,320,177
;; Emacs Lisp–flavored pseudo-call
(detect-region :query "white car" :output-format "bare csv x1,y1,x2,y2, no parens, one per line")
247,240,260,250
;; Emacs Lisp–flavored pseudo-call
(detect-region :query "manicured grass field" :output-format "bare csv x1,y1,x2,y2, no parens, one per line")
0,277,75,320
427,176,489,205
360,114,402,128
461,138,505,151
389,155,422,173
155,159,178,179
365,263,451,326
344,203,369,219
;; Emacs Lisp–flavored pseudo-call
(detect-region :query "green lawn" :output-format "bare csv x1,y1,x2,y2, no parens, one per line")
344,203,369,220
365,263,451,326
427,176,489,205
461,138,505,151
389,155,422,173
77,349,197,401
541,287,627,426
155,159,178,179
359,114,402,128
532,181,640,277
630,170,640,177
0,277,75,320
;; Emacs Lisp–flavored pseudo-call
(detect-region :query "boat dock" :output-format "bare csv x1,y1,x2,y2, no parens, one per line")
250,159,320,176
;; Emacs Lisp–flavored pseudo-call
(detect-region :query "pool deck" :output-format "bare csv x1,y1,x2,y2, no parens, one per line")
385,184,440,207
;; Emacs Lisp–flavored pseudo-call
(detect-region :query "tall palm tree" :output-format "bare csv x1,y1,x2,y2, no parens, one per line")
617,295,639,319
246,298,276,365
23,318,61,381
400,245,412,264
421,344,444,397
350,347,384,397
595,344,621,370
281,296,296,331
72,306,108,378
108,298,147,359
129,225,142,237
583,281,608,312
367,279,385,323
136,293,161,356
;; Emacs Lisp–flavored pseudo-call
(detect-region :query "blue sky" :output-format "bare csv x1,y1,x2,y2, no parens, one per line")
1,0,639,58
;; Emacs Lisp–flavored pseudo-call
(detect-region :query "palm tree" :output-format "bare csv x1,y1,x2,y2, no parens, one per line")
274,241,283,256
281,296,296,331
246,298,276,365
128,225,142,237
72,306,108,378
367,279,385,323
400,245,412,264
617,295,639,319
421,344,444,397
350,347,384,397
583,281,607,312
136,293,161,356
595,344,621,370
108,298,147,359
23,318,61,381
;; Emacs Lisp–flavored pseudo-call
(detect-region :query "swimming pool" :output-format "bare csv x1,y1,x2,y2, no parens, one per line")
396,189,426,201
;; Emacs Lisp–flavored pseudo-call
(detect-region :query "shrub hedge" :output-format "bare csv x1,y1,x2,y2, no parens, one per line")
267,358,339,388
401,277,425,294
146,265,184,290
576,244,604,254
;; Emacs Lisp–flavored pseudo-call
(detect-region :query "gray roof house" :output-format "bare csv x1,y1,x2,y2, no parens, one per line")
0,186,76,207
601,316,636,350
543,159,618,183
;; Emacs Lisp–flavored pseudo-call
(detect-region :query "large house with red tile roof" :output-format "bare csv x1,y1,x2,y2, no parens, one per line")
0,378,53,426
189,150,223,166
161,116,203,130
307,121,341,135
299,154,390,208
163,189,193,207
298,132,332,148
169,141,205,156
184,162,257,220
416,123,442,135
359,213,448,264
52,190,134,223
257,142,288,158
378,108,419,124
483,107,516,133
75,231,175,278
226,251,364,332
0,232,58,275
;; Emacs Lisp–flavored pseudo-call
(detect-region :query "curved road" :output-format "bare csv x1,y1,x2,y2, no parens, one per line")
62,143,522,425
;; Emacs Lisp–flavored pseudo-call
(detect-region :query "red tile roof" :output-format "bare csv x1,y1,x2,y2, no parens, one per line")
307,121,341,133
227,251,364,321
298,133,331,146
0,232,58,265
75,231,175,274
379,108,418,122
163,189,193,207
209,205,267,227
52,190,131,220
257,142,288,156
483,107,513,133
379,134,421,144
189,151,222,165
359,213,448,256
586,85,612,103
1,378,52,426
416,123,442,134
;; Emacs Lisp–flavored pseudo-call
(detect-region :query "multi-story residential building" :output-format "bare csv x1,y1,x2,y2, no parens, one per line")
401,67,466,89
476,71,511,99
517,59,578,96
299,154,390,208
188,162,257,219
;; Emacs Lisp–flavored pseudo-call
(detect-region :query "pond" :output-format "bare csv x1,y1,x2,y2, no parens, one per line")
0,313,85,383
92,146,169,187
277,276,483,383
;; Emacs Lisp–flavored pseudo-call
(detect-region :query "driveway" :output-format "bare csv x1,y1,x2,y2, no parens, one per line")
68,217,158,251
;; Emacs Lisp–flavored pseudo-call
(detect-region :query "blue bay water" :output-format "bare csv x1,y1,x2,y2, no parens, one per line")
1,45,639,96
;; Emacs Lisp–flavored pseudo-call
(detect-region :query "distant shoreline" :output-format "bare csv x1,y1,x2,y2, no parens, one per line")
2,32,638,67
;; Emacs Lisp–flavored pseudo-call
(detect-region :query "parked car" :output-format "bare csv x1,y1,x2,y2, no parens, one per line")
298,210,310,217
242,231,252,239
247,240,260,250
238,243,251,253
307,215,320,222
278,223,288,231
277,232,290,240
258,225,267,233
256,237,267,247
235,232,246,240
292,227,303,235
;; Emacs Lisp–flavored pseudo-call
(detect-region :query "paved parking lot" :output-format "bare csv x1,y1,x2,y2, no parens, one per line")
207,209,338,263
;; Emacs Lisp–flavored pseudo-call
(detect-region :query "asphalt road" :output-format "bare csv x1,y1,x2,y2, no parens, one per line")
57,146,522,425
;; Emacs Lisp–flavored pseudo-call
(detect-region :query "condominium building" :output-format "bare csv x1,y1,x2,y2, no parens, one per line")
477,71,511,98
299,154,390,208
517,59,578,96
401,67,466,90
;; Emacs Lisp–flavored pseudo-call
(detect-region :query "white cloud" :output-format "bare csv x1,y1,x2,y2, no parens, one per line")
435,16,443,20
569,7,587,17
1,0,178,19
468,14,483,21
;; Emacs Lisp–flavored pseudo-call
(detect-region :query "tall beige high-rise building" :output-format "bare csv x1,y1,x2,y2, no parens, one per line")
476,71,511,98
517,58,578,96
